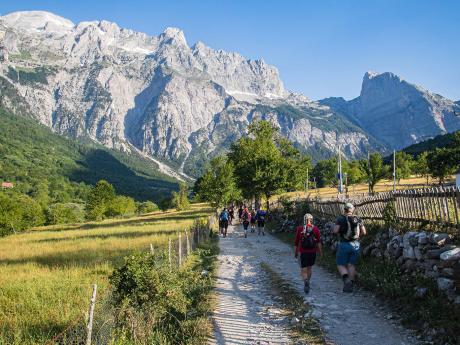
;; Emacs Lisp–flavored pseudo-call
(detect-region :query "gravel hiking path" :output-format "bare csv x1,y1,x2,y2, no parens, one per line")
211,223,419,345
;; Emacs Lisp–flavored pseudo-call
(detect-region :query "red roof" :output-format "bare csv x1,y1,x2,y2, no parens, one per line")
1,182,14,188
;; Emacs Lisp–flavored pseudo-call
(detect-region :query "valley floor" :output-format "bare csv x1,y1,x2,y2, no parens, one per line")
211,223,419,345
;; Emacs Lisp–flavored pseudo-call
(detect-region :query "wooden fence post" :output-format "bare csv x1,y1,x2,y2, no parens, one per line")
86,284,97,345
178,232,182,266
168,238,172,269
150,243,154,255
186,229,191,256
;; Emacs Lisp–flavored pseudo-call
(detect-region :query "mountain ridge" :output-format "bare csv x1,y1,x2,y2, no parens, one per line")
1,11,459,177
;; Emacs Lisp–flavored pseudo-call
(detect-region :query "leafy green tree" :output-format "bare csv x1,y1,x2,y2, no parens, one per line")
0,193,44,235
427,148,458,184
312,158,337,188
394,151,413,183
194,156,241,208
345,160,366,185
86,180,116,220
360,153,389,194
413,151,430,184
136,201,159,214
171,182,190,211
107,196,136,217
47,203,85,225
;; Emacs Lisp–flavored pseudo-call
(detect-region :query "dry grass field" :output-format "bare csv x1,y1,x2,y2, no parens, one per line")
0,204,212,344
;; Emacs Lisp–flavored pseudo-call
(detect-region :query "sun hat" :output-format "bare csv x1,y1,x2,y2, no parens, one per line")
344,202,354,211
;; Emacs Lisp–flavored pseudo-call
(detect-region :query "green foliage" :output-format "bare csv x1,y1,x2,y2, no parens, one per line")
311,158,337,188
360,153,390,193
413,151,430,183
46,203,85,225
228,120,310,207
427,147,459,184
382,201,398,229
85,180,116,220
171,183,190,211
6,66,55,85
110,240,217,344
0,192,44,236
107,196,136,218
0,107,178,208
136,201,159,214
394,151,413,182
403,130,460,156
345,160,366,184
194,156,242,207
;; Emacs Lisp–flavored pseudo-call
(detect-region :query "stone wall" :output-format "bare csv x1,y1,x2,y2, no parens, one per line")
319,221,460,303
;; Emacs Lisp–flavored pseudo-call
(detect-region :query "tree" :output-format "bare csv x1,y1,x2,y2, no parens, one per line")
228,121,296,210
413,151,430,184
86,180,116,220
394,151,413,183
312,158,337,188
107,196,136,217
360,153,389,194
194,156,241,208
345,160,366,185
171,182,190,211
47,203,85,225
427,148,457,184
136,201,159,215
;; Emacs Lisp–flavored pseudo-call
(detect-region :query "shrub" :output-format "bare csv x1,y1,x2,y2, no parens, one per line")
171,183,190,211
46,203,85,225
106,196,136,218
0,193,45,236
136,201,159,215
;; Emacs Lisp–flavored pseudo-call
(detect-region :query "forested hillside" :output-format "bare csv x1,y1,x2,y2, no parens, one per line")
402,130,460,156
0,108,179,202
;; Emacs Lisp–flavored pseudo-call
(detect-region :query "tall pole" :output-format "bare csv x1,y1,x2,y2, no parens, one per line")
367,151,371,195
393,149,396,192
305,167,309,197
338,146,343,195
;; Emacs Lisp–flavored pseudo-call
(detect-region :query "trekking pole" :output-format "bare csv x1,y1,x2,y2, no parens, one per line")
86,284,97,345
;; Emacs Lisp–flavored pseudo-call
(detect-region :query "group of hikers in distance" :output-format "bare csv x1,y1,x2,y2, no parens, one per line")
218,204,267,238
219,201,366,294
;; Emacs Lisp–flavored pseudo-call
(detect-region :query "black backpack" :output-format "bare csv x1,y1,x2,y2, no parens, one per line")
301,226,316,249
342,215,360,241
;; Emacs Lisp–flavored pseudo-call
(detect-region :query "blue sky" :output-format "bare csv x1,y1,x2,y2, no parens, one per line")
1,0,459,101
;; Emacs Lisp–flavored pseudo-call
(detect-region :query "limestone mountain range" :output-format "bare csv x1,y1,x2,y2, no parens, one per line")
0,11,459,179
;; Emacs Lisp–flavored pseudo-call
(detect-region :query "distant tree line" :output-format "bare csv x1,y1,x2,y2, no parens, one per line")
194,122,460,207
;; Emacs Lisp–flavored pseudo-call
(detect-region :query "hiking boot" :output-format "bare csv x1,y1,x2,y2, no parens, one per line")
343,279,353,293
262,231,265,236
244,232,247,238
304,280,310,294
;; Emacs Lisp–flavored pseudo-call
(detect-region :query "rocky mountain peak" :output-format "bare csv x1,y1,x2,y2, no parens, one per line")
160,27,187,46
1,11,74,33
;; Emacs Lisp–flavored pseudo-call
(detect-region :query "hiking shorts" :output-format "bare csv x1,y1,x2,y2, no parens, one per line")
243,221,250,230
336,241,360,266
221,220,229,229
299,252,316,268
257,220,265,228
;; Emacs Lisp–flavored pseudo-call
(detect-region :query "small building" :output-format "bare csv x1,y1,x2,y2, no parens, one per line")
1,182,14,189
456,169,460,189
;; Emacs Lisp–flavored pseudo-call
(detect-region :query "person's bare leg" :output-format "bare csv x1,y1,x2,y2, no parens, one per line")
337,265,349,276
301,267,310,280
347,264,356,281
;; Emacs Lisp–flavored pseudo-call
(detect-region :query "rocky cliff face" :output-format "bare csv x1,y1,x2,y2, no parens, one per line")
321,72,460,150
3,11,456,178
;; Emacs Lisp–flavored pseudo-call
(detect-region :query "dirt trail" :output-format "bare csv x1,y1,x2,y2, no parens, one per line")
211,223,419,345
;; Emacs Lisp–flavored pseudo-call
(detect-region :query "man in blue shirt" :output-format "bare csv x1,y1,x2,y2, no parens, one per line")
255,208,267,236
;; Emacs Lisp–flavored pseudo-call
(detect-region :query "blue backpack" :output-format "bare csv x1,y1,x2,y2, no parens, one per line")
220,211,229,221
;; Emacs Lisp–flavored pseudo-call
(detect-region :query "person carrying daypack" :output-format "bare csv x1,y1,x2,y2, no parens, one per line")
333,202,366,292
241,206,251,238
250,209,257,233
219,207,230,238
238,206,243,223
294,213,322,294
255,208,267,236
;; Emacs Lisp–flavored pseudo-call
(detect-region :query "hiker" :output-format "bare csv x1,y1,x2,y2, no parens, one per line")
250,209,257,232
229,205,235,225
219,207,230,238
241,206,251,238
255,208,267,236
333,202,366,292
238,205,243,223
294,213,322,294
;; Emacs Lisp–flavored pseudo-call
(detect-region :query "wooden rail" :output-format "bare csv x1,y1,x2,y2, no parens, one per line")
273,187,460,233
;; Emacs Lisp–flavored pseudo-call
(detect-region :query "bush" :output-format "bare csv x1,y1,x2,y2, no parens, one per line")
171,183,190,211
110,241,217,344
106,196,136,218
136,201,159,215
46,203,85,225
0,192,45,236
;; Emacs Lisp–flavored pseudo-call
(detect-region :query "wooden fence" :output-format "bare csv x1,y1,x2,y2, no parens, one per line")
298,187,460,233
